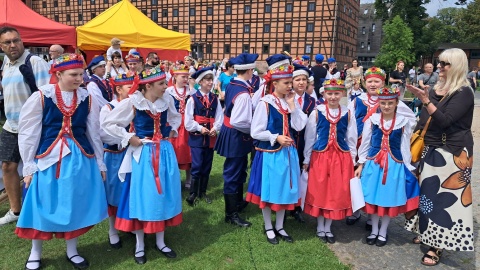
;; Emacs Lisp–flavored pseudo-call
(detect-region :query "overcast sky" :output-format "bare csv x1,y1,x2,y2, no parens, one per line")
360,0,463,16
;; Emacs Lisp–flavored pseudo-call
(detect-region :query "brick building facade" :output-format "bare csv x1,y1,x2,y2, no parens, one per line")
23,0,360,62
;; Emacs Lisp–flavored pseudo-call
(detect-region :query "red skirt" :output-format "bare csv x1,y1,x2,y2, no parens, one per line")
16,226,93,240
170,114,191,170
108,205,118,217
363,196,419,217
115,213,183,234
246,193,301,211
304,149,354,220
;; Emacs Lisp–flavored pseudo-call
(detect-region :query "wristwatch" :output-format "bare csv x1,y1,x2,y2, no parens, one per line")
423,101,432,107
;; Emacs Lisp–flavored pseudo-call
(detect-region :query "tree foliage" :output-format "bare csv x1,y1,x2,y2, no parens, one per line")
456,0,480,43
421,8,463,57
375,15,415,71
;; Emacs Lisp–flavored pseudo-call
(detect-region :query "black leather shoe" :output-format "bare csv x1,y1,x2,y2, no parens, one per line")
376,235,388,247
134,251,146,264
200,193,212,204
274,228,294,243
109,236,122,249
225,213,252,227
365,234,377,245
316,231,327,243
265,229,279,245
325,232,336,244
66,255,90,269
365,223,372,231
25,259,41,270
185,193,197,206
157,246,177,259
346,215,361,225
290,210,306,223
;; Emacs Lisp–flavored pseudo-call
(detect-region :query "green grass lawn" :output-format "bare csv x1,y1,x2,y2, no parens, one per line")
0,154,349,270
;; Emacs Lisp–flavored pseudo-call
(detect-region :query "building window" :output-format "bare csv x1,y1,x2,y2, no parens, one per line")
262,44,270,54
226,6,232,15
244,24,250,33
189,8,195,16
224,44,231,54
265,4,272,13
346,46,349,56
207,25,213,34
173,9,179,17
286,3,293,12
364,9,368,15
244,5,251,14
66,14,71,21
207,7,213,15
283,44,291,53
54,15,59,22
162,9,168,17
66,0,70,6
285,23,292,32
142,10,147,15
78,13,83,21
264,24,270,33
189,26,195,34
362,27,366,34
305,44,312,54
151,10,158,22
225,25,231,34
90,0,95,3
243,44,250,53
103,0,108,3
361,42,365,48
78,0,82,4
347,27,351,36
367,41,371,51
372,23,376,32
42,1,46,8
173,26,179,31
91,12,96,18
151,0,157,4
206,44,212,54
307,23,314,32
308,2,316,11
340,44,344,55
349,8,352,16
53,1,58,7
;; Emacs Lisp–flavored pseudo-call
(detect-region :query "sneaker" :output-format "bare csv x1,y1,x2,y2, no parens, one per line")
0,209,19,226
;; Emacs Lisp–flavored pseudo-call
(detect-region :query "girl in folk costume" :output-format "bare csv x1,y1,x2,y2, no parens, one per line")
355,86,419,247
101,65,182,264
289,63,316,223
246,55,307,244
166,64,193,188
348,79,363,103
86,55,114,108
99,71,139,249
303,79,358,244
16,54,108,270
184,67,223,205
346,67,416,227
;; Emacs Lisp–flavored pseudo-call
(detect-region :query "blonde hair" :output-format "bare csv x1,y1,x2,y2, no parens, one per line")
394,60,404,71
434,48,471,95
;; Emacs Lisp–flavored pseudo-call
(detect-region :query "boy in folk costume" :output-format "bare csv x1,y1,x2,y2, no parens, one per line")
87,55,114,108
101,65,183,264
246,55,307,244
166,64,194,188
214,53,259,228
184,67,223,205
99,71,139,250
17,54,108,270
355,86,419,247
345,67,416,228
303,79,358,244
289,63,316,223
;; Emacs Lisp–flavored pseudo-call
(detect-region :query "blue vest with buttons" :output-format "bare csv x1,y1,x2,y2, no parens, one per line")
312,109,350,152
132,109,171,139
90,75,114,102
367,123,403,161
354,96,368,137
188,91,218,148
255,103,291,151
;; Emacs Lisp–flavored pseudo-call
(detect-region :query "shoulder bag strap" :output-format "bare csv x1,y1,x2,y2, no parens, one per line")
420,94,447,138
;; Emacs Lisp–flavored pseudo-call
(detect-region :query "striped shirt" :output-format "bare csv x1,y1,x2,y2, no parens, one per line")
1,51,50,133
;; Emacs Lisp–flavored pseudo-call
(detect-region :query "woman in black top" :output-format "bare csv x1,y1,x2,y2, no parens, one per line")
406,48,474,266
389,60,406,100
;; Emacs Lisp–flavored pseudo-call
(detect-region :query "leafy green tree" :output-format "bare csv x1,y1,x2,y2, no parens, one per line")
375,15,415,70
456,0,480,43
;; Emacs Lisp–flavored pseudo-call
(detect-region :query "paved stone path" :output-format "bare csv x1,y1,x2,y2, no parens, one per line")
326,94,479,270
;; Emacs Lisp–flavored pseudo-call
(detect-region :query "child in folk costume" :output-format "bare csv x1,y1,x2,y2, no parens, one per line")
214,53,259,228
87,55,114,108
125,53,143,74
303,79,358,244
99,71,139,249
346,67,416,227
348,79,363,103
355,86,419,247
166,64,194,188
184,67,223,205
246,55,307,244
101,65,182,264
17,54,108,270
289,63,316,223
306,75,318,101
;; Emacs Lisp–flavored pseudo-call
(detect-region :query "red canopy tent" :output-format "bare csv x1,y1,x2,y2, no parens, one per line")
0,0,76,49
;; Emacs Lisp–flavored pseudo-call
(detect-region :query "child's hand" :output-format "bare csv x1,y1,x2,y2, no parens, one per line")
276,135,293,147
302,164,309,172
24,175,33,188
201,127,210,135
354,164,363,178
209,128,217,137
129,135,142,147
101,171,106,181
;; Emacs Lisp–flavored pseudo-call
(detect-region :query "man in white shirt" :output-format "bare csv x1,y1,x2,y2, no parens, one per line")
48,44,64,66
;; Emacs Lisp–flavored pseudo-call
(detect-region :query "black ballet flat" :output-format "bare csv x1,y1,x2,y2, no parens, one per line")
109,236,122,249
316,231,327,243
274,228,294,243
365,234,378,245
265,229,279,245
346,215,361,225
66,254,90,269
134,250,146,264
157,245,177,259
24,259,41,270
325,232,336,244
376,235,388,247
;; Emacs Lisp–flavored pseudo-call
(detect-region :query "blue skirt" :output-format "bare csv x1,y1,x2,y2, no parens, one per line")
104,150,126,208
17,139,108,233
246,147,301,210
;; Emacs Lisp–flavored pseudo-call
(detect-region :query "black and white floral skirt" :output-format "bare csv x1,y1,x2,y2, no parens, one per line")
405,146,474,251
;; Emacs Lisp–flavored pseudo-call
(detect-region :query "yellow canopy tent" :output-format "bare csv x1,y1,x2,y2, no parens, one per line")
76,0,190,61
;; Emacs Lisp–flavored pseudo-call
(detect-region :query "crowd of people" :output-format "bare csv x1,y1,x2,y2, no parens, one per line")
0,27,475,269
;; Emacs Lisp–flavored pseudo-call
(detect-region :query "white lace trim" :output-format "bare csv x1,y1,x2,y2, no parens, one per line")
260,94,292,112
166,86,194,100
369,113,408,130
358,93,378,107
22,162,38,177
129,91,169,113
39,84,89,105
316,104,349,117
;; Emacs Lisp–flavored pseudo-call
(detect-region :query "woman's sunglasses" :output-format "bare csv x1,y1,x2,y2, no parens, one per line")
439,61,451,68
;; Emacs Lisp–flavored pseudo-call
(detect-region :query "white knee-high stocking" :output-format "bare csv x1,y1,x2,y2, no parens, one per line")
66,238,85,263
370,214,380,236
262,207,275,238
108,216,120,244
134,230,145,257
275,210,289,236
156,231,171,252
379,216,391,239
26,240,43,269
